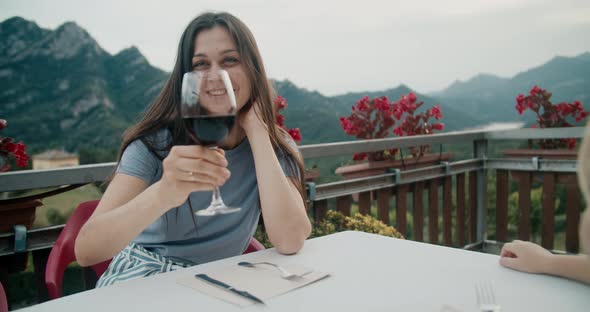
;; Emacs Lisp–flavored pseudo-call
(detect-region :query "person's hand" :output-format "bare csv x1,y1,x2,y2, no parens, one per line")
239,100,268,136
499,240,554,273
156,145,230,209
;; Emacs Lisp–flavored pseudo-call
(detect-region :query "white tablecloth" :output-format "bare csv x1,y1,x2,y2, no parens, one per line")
22,231,590,311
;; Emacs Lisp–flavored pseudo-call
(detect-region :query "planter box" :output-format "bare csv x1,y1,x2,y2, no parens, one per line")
0,199,42,232
335,152,453,180
503,149,577,160
0,199,43,272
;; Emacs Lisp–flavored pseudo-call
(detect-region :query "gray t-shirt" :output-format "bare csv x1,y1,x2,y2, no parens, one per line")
117,128,298,265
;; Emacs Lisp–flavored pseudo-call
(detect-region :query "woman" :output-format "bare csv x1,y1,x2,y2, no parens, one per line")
499,121,590,284
74,12,311,287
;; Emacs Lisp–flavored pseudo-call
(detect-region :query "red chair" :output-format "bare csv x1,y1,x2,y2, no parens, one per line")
244,236,265,254
46,200,265,299
1,281,9,312
45,200,110,299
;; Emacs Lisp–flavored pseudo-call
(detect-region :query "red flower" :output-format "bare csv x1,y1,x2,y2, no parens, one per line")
274,96,302,143
567,138,577,149
287,128,302,142
276,114,285,127
374,96,390,112
432,123,444,131
430,105,443,120
515,101,527,115
530,85,542,96
353,153,368,161
355,96,371,112
5,142,16,153
515,85,588,150
274,95,287,110
340,93,445,160
0,119,29,170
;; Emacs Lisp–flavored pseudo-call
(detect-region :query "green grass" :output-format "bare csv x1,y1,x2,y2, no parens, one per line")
32,184,103,228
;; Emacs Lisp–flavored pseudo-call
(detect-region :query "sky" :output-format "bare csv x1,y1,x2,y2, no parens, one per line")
1,0,589,96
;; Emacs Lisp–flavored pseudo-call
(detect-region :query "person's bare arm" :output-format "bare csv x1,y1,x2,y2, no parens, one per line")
75,146,230,266
499,240,590,284
240,102,311,254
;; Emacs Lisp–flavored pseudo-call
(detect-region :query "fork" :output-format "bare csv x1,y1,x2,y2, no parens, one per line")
238,261,302,280
475,282,502,312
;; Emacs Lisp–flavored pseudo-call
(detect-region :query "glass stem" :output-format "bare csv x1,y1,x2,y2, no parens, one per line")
210,186,225,209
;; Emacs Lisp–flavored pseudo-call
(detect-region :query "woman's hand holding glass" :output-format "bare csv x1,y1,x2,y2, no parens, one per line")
156,145,230,210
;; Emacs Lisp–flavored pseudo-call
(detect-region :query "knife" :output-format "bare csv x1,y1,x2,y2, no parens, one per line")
194,273,265,304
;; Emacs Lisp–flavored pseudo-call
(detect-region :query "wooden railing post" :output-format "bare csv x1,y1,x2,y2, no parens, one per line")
395,185,409,237
413,181,424,242
442,176,452,246
511,172,532,241
541,173,556,249
358,192,371,215
469,172,478,243
377,188,391,225
474,139,488,243
336,195,352,217
495,170,509,242
313,199,328,224
428,179,439,244
456,173,466,246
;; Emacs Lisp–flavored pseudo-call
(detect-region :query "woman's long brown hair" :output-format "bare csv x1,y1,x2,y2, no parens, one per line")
116,12,308,211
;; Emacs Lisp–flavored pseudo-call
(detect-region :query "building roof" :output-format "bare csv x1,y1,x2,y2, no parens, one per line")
33,149,78,160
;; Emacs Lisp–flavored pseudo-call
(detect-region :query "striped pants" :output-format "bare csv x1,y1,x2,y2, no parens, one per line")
96,243,192,288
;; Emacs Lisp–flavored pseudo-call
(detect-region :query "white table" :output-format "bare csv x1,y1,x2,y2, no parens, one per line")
22,231,590,311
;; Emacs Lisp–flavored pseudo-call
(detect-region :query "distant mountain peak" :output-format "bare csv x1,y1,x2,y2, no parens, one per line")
1,16,33,28
114,46,148,66
46,21,104,59
436,73,508,98
0,17,48,62
392,84,413,94
0,16,42,33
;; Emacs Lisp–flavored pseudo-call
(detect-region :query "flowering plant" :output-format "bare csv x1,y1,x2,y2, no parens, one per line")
0,119,30,171
515,85,588,149
275,96,302,142
339,93,444,161
392,93,444,158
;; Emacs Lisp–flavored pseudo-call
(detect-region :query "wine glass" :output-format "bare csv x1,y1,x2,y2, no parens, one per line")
180,69,241,216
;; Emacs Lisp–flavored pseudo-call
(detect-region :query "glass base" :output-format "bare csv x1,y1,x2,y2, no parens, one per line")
195,183,240,216
195,205,241,216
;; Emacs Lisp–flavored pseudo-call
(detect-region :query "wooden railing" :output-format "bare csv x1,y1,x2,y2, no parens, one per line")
310,161,484,247
0,127,585,305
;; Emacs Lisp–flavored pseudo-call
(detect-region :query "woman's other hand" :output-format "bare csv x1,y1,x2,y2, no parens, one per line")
499,240,554,273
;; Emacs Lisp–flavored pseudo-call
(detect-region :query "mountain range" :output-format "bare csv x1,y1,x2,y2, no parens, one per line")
1,17,589,163
433,53,590,123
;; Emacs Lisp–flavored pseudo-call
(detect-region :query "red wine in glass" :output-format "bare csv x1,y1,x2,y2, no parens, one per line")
187,115,236,146
180,69,240,216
